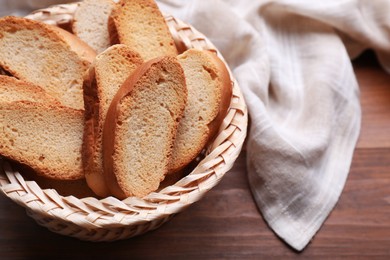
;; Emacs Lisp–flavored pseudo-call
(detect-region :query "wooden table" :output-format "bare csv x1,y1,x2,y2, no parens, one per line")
0,51,389,259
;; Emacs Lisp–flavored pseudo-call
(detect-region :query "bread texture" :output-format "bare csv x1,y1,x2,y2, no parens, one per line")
0,75,60,104
0,16,96,110
73,0,116,53
109,0,178,60
103,56,187,199
0,101,84,180
83,44,143,197
169,50,232,173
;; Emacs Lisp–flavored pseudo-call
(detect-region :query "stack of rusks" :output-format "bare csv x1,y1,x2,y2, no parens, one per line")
0,0,232,199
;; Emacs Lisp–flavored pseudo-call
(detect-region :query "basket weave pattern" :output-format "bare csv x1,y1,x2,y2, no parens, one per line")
0,3,248,241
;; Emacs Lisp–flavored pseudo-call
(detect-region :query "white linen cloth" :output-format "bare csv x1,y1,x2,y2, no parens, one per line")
158,0,390,251
2,0,390,251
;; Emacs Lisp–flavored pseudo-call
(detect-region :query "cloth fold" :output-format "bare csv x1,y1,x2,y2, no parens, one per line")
2,0,390,251
157,0,390,251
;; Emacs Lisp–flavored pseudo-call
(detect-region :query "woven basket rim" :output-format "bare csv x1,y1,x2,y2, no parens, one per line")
0,2,248,236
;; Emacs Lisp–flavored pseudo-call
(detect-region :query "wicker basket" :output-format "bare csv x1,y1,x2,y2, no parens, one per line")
0,3,248,242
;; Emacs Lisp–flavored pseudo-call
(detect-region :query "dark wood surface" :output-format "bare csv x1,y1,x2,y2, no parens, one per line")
0,51,389,259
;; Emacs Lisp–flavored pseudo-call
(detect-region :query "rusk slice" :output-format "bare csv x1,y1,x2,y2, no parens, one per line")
73,0,116,53
0,16,96,110
169,49,232,173
109,0,178,60
103,56,187,199
0,101,84,180
0,75,59,104
83,44,143,197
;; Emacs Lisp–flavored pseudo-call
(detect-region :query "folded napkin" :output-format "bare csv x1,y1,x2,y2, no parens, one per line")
158,0,390,251
3,0,390,251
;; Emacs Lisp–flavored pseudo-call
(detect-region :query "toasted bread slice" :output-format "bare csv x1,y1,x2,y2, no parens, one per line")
83,44,143,197
169,50,232,173
103,56,187,199
0,75,60,104
73,0,117,53
109,0,178,60
0,16,96,110
0,101,84,180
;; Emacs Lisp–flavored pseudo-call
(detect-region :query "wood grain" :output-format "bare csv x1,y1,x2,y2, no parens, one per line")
355,51,390,149
0,51,389,259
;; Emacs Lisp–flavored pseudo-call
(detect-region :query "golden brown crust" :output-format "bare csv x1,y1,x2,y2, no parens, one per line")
168,50,232,173
50,24,97,63
82,66,104,193
203,51,232,141
103,56,187,199
109,0,178,60
0,16,60,41
0,75,60,104
107,14,120,46
0,16,95,65
0,16,96,110
0,17,59,77
0,100,84,180
82,45,143,197
103,57,165,199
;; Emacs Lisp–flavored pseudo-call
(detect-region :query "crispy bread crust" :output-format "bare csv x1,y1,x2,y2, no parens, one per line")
82,44,143,197
103,57,187,199
169,50,232,173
